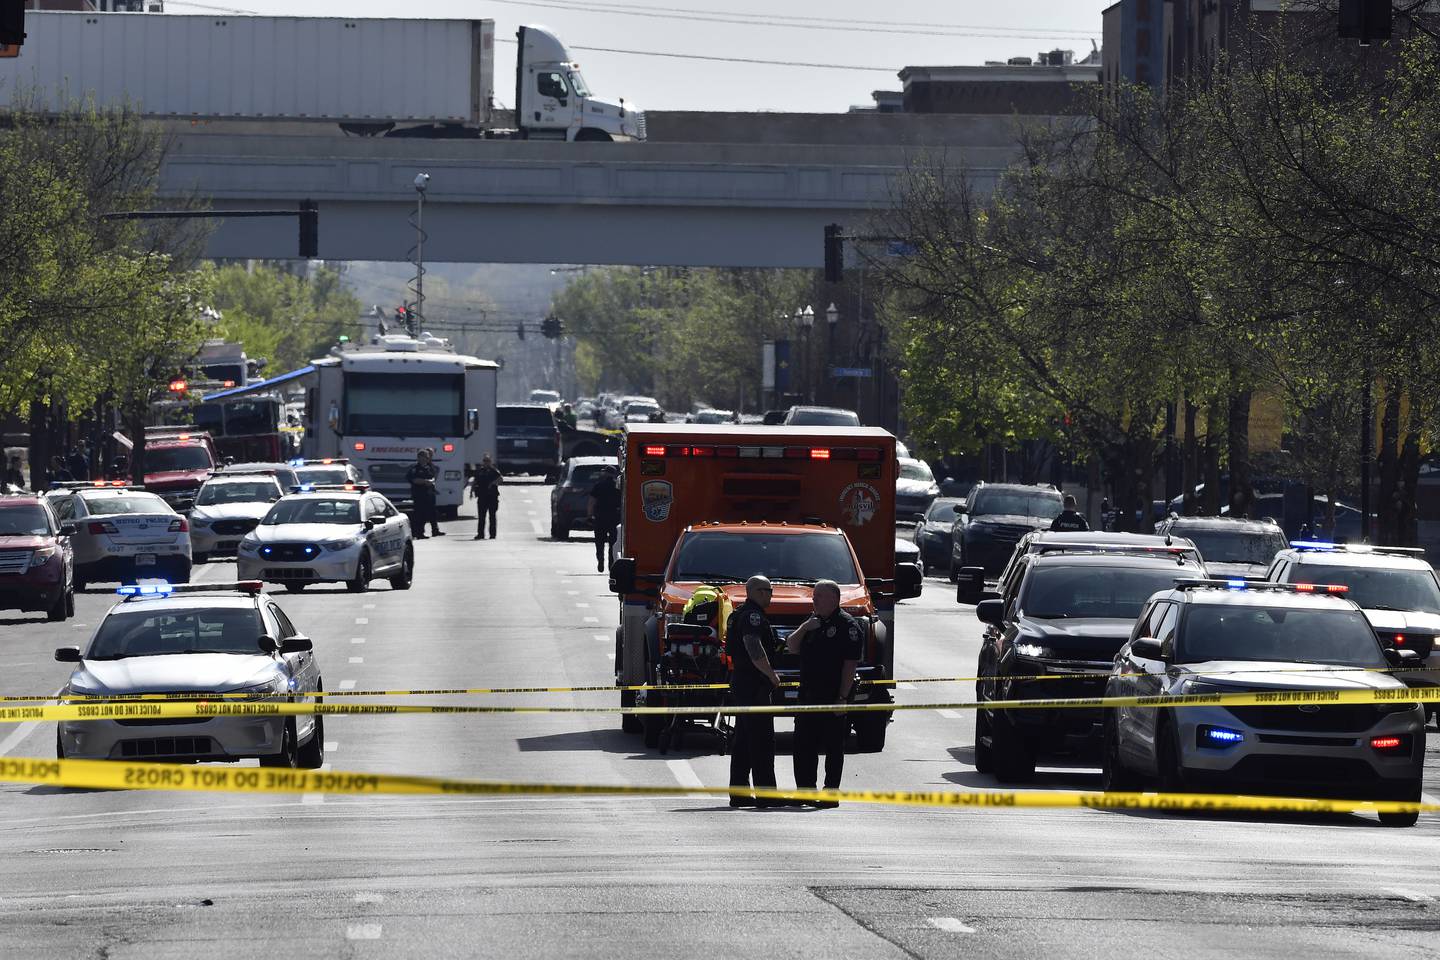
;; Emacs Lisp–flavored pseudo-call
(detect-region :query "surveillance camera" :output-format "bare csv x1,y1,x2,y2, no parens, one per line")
414,173,430,191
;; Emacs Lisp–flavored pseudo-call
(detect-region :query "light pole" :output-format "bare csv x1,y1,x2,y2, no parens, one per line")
795,305,814,402
408,172,429,337
825,303,839,404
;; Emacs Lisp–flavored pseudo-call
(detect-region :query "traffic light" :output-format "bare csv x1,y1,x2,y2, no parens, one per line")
1,0,26,48
824,224,844,283
1339,0,1392,44
541,316,564,339
517,322,526,340
298,199,318,258
168,378,188,395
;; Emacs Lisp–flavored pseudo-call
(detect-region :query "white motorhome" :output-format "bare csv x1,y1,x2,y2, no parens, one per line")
302,336,498,517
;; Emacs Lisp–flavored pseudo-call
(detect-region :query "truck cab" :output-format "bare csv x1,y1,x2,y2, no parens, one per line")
140,430,218,514
517,25,645,142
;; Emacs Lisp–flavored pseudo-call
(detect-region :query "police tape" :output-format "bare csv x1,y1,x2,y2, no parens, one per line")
0,756,1433,817
6,684,1440,724
5,664,1435,703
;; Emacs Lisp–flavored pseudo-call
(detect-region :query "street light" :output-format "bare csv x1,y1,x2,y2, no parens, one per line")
794,305,815,402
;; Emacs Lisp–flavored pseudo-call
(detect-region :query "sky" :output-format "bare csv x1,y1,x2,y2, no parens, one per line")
159,0,1104,113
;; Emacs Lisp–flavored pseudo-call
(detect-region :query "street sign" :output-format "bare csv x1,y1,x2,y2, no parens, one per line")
831,366,872,378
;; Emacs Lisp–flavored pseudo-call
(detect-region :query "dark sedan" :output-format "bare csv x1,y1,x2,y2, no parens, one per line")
912,497,964,574
550,456,618,540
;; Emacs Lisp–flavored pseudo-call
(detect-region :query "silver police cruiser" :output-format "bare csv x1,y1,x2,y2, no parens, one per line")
1102,579,1426,827
189,473,285,563
236,486,413,593
44,483,192,589
54,580,324,767
290,458,364,487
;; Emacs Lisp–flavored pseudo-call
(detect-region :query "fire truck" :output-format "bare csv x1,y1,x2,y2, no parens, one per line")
608,425,921,753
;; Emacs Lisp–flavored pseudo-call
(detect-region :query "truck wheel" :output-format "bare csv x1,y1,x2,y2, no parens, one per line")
1155,719,1189,794
440,506,459,521
575,128,613,142
851,712,889,752
642,710,663,749
171,560,192,584
259,720,299,768
620,689,642,734
193,552,209,565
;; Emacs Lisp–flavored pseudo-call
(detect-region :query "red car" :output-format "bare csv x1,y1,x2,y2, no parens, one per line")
0,494,74,621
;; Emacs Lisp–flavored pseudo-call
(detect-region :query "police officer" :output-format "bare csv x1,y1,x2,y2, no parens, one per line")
587,464,621,572
1050,494,1090,532
784,579,862,808
725,575,783,809
406,449,443,539
470,453,503,540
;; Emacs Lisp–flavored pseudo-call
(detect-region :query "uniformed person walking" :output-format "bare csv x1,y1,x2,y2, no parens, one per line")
470,453,503,540
1050,494,1090,532
586,464,621,572
406,449,443,539
784,579,861,808
725,575,783,808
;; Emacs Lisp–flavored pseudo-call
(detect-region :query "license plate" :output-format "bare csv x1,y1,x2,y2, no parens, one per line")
513,439,529,448
135,554,157,566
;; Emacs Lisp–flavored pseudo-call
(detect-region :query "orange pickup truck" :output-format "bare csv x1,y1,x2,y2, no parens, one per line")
608,425,922,753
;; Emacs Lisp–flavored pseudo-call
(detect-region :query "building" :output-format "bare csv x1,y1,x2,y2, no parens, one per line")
897,50,1101,116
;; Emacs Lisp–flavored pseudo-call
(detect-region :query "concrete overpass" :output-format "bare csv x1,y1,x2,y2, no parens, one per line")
158,113,1038,266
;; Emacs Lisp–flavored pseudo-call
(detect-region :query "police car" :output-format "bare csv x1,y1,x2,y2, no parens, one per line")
54,580,325,768
290,458,364,487
44,483,192,589
235,486,413,593
189,472,285,563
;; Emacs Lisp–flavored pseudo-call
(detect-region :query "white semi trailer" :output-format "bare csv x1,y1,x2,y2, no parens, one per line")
0,13,646,141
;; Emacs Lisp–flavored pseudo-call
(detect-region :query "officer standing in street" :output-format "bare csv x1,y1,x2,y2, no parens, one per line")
1050,494,1090,532
725,575,783,809
784,579,861,808
586,464,621,572
406,449,443,539
470,453,503,540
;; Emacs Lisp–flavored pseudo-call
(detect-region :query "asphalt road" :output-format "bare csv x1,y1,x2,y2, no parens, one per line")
0,493,1437,959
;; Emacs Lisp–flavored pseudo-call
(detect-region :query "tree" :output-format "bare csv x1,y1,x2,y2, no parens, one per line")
211,262,363,374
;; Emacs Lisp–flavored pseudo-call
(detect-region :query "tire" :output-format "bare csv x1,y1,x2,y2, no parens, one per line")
974,705,995,774
64,587,75,618
46,589,68,622
851,711,889,752
170,560,192,584
1101,711,1142,792
991,715,1036,783
192,552,208,565
389,548,414,590
1378,780,1422,827
621,689,642,734
642,710,663,749
297,713,325,769
1155,720,1188,794
56,728,65,759
72,577,86,593
575,128,613,143
557,525,569,541
439,506,459,521
948,564,959,584
260,720,299,767
284,582,307,593
346,552,371,593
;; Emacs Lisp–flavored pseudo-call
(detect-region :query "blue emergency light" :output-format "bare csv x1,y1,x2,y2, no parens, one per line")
288,458,306,467
1226,579,1247,589
117,582,173,597
1290,540,1337,552
289,483,315,493
1199,725,1244,746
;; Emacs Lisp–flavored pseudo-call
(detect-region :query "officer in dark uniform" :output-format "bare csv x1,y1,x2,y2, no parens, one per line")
405,449,443,538
1050,494,1090,532
470,453,503,540
725,575,783,808
587,464,621,572
785,579,862,807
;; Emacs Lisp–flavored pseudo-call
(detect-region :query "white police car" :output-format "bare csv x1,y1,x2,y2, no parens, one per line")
290,458,364,488
44,483,192,589
189,473,285,563
54,580,325,768
235,486,413,593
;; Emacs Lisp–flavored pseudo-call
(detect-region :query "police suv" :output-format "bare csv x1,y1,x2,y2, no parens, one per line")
44,483,192,589
236,486,413,593
189,472,285,563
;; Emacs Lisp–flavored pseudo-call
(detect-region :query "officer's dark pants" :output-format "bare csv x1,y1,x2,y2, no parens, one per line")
793,712,847,789
412,489,438,534
728,713,776,798
478,498,498,538
594,521,617,567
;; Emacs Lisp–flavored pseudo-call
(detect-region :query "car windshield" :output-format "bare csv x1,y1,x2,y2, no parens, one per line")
899,461,934,482
0,506,51,535
262,498,361,525
926,500,962,523
671,532,859,584
146,446,212,472
196,481,278,506
87,607,266,660
787,408,860,426
1293,564,1440,613
972,490,1062,519
568,465,611,487
294,467,350,486
1178,604,1385,667
1022,565,1194,620
498,407,556,428
1179,528,1286,565
695,410,734,423
82,494,171,516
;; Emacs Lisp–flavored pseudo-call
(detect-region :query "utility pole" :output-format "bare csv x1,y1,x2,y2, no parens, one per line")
408,173,429,337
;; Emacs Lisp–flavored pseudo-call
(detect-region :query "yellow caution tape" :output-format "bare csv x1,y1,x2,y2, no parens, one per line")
7,684,1438,724
6,665,1433,703
0,756,1432,816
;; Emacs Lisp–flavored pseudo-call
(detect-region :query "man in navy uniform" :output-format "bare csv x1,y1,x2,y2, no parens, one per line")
725,575,783,808
785,579,862,808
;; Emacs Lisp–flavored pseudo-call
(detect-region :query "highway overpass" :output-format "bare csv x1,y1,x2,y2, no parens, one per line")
158,113,1039,266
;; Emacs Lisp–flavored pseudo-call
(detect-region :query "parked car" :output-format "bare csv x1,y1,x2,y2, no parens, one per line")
1153,515,1285,581
912,497,964,574
688,408,739,424
896,458,941,520
0,493,74,621
496,403,562,481
550,456,619,539
950,482,1063,578
782,405,861,427
528,389,562,406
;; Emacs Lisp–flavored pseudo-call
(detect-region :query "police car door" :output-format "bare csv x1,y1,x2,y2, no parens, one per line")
266,601,318,740
364,495,398,570
49,493,93,563
1130,601,1177,761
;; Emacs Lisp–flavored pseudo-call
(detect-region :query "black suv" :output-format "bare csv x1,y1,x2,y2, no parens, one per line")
496,404,561,482
950,483,1063,579
972,546,1208,781
1153,515,1286,581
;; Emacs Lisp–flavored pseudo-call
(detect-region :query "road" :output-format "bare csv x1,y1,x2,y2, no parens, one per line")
1,491,1437,959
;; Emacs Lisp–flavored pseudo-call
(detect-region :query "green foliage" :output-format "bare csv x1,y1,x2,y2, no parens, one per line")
211,262,363,374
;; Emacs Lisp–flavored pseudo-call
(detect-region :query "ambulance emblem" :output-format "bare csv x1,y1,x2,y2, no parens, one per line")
641,480,674,522
839,482,879,527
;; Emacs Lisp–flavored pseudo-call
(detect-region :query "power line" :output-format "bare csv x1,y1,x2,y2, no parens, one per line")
494,36,899,73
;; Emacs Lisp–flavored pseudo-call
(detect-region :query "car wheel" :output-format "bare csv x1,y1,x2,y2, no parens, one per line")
947,558,959,584
193,552,209,565
72,577,86,593
389,548,414,590
990,710,1036,783
297,713,325,769
171,560,192,584
55,728,65,760
284,582,307,593
1101,711,1142,793
64,587,75,618
46,589,68,622
347,552,372,593
974,705,994,774
1156,719,1188,794
557,525,569,541
260,720,299,767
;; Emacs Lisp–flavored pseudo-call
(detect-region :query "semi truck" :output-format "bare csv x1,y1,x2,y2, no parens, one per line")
608,425,923,753
1,14,646,141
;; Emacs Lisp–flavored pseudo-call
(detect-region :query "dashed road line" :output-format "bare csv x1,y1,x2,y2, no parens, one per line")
348,657,364,664
346,923,383,940
927,917,976,934
583,617,599,624
339,680,356,690
355,617,369,625
575,602,591,609
363,603,376,610
351,637,366,645
938,709,963,720
354,893,384,905
665,758,705,791
592,634,609,642
324,741,339,752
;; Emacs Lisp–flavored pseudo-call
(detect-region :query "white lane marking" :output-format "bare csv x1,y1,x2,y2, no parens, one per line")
348,657,364,664
527,510,537,516
1423,792,1440,807
666,759,705,791
566,591,580,596
355,617,369,625
346,923,383,940
363,603,376,610
339,680,356,690
530,518,544,535
938,709,963,720
324,742,339,752
555,569,566,574
583,617,599,624
927,917,976,934
302,762,332,805
354,893,384,905
0,687,63,758
560,580,574,585
606,653,615,660
1390,889,1436,902
593,634,609,642
575,602,591,609
897,682,917,690
351,637,366,645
